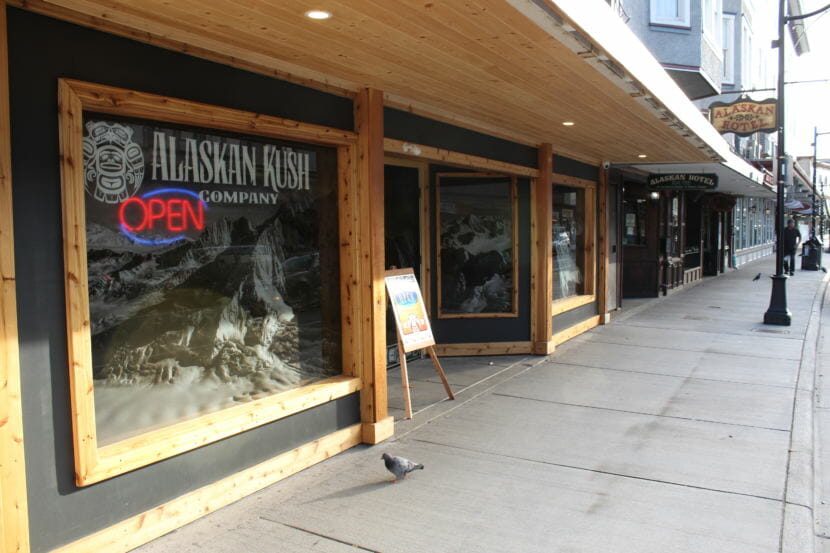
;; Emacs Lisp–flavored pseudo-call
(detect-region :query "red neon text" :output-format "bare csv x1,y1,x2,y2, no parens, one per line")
119,196,205,232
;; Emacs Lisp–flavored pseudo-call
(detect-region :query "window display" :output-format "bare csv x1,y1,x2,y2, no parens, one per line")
83,115,341,444
553,186,585,300
437,174,517,316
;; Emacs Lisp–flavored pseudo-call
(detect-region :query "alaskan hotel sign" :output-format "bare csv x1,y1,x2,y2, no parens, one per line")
709,97,777,136
647,173,718,191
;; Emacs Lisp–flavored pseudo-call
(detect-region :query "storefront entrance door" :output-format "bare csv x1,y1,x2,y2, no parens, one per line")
384,163,425,367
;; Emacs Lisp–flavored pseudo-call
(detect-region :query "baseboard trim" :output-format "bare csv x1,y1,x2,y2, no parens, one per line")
50,424,363,553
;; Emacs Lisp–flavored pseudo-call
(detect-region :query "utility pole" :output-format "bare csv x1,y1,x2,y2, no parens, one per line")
813,127,830,240
764,1,830,325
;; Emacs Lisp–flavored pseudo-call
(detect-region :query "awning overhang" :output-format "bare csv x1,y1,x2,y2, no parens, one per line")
9,0,736,166
629,152,776,198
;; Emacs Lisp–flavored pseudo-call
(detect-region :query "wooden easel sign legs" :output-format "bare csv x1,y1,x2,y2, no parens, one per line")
385,268,454,419
396,340,454,419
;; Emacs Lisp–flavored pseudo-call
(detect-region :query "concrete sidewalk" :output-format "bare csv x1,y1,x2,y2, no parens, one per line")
136,258,827,553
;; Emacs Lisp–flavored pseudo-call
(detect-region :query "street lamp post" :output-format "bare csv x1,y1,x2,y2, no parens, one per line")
764,0,830,326
813,127,830,241
764,0,792,325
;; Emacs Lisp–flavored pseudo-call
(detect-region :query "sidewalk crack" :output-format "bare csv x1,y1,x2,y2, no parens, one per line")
492,392,791,432
412,438,782,503
261,518,385,553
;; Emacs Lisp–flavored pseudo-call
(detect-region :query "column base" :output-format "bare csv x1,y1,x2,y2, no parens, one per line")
532,341,555,355
362,416,394,444
763,275,792,326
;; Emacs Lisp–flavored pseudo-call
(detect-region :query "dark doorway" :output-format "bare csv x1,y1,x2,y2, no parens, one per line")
622,182,659,298
384,163,424,367
703,207,722,276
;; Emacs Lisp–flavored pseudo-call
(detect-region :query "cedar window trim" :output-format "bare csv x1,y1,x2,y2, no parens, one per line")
58,79,361,486
435,172,520,319
551,174,597,317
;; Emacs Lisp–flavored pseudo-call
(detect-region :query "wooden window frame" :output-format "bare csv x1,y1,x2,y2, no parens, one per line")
58,79,362,486
551,174,596,317
435,172,519,319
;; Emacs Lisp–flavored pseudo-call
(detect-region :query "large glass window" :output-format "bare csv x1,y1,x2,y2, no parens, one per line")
723,14,736,84
437,174,517,316
650,0,690,27
59,80,358,486
741,16,753,87
702,0,723,50
84,115,341,445
734,197,775,250
553,186,586,301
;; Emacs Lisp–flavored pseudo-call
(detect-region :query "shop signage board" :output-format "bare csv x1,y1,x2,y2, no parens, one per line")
384,268,453,418
647,173,718,191
709,97,777,136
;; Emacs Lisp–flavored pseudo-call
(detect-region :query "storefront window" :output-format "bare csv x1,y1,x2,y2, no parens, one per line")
83,115,341,445
553,186,585,300
623,197,648,245
734,197,774,250
437,174,517,316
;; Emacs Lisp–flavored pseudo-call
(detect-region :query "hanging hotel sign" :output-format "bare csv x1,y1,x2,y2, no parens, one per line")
709,97,777,136
647,173,718,191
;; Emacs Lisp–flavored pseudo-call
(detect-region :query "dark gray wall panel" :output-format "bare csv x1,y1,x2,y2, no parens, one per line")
553,155,599,181
385,107,538,169
7,8,358,552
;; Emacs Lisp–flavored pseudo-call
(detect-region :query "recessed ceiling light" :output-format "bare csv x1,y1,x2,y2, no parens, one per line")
305,10,332,20
638,154,648,158
562,121,575,126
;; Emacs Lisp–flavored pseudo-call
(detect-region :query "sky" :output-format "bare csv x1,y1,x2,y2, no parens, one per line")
787,0,830,158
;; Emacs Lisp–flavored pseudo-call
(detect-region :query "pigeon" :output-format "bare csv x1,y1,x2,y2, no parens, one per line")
752,273,761,281
382,453,424,482
822,267,828,274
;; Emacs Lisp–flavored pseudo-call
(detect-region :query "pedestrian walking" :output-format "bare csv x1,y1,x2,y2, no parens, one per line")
783,218,802,275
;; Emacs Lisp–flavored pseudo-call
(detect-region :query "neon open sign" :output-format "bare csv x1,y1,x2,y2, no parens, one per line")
118,188,207,245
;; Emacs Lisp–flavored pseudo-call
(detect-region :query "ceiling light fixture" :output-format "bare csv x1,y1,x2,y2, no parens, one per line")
305,10,332,20
637,154,648,158
562,121,575,126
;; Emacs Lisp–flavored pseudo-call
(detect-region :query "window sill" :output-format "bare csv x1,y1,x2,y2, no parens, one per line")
551,294,595,316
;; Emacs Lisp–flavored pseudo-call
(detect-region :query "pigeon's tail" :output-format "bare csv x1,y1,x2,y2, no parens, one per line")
414,464,424,470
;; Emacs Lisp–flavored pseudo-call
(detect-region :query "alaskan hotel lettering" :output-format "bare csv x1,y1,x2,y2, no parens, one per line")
150,131,311,192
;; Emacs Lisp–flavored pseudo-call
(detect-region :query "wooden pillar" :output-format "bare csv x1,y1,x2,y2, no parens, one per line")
355,88,393,444
0,3,30,552
531,144,554,354
597,165,610,323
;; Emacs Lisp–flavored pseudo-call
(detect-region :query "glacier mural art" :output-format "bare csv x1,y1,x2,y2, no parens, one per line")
83,117,341,444
438,177,515,315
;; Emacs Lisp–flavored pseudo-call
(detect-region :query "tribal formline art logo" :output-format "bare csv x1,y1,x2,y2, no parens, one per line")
83,121,207,246
83,121,145,204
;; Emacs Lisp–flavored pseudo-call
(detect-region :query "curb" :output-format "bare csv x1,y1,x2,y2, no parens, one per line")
783,273,828,553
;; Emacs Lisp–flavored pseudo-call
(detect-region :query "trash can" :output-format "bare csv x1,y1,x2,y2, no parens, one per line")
801,237,823,271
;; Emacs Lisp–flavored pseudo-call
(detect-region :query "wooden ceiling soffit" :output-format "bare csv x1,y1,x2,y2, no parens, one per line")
6,0,717,164
506,0,722,162
5,0,359,97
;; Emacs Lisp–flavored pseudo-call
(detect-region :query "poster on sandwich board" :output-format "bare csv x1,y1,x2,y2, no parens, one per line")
384,268,435,352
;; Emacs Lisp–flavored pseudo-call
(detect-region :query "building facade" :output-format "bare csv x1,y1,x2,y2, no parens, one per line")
0,1,775,551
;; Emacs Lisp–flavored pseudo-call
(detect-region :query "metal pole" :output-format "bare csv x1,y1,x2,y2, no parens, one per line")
764,0,791,325
810,127,818,238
